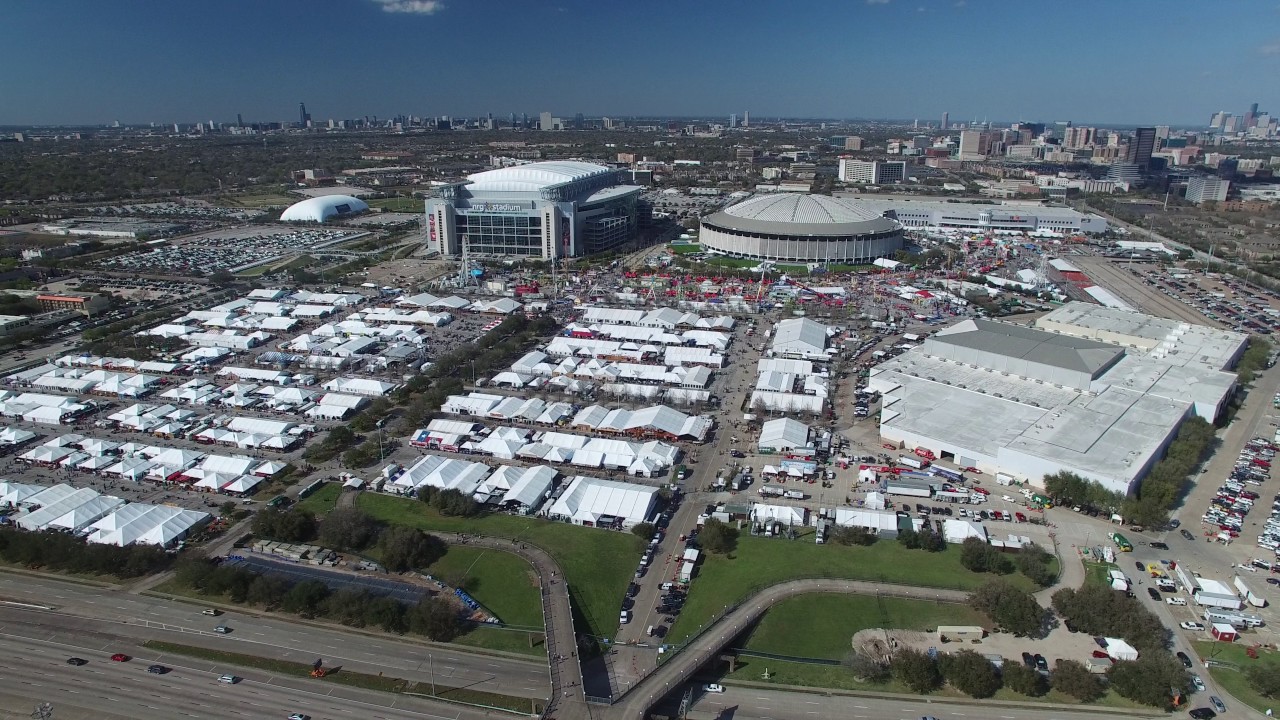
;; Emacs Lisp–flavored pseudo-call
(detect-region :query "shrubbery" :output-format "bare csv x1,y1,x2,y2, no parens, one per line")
0,527,170,578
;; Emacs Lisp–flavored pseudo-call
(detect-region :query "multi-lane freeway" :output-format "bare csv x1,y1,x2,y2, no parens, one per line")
0,573,548,702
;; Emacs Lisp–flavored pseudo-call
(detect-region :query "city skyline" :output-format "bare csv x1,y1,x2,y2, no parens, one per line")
3,0,1280,127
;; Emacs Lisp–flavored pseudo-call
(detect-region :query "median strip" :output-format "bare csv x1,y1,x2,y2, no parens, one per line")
142,639,544,714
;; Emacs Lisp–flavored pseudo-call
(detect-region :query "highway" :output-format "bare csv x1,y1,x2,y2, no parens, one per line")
0,573,548,701
0,631,496,720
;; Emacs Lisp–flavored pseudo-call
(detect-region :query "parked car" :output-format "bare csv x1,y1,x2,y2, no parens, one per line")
703,684,725,694
1181,529,1196,541
1147,587,1162,601
1210,696,1226,713
1177,651,1193,668
1188,709,1216,720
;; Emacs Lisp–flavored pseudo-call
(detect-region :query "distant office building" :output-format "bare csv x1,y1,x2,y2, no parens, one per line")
941,112,949,130
958,130,991,159
1064,126,1096,149
1210,111,1228,129
730,113,737,128
425,161,641,260
1106,163,1144,186
538,112,558,131
36,292,109,317
844,136,864,151
736,147,759,163
838,159,906,184
743,111,749,128
1186,176,1230,205
298,103,310,128
1125,127,1156,168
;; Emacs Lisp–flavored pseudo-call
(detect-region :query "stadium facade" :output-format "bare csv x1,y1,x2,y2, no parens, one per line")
425,161,643,259
698,193,903,264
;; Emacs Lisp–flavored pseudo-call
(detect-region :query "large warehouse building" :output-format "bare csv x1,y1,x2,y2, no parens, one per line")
698,194,903,263
425,161,643,259
868,302,1245,495
851,198,1108,235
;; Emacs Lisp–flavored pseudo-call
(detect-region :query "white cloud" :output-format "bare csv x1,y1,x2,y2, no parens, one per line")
955,0,967,6
1261,39,1280,56
917,5,926,10
865,0,891,5
369,0,445,14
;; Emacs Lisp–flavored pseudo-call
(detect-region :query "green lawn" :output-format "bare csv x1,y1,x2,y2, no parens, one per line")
452,625,545,656
1084,561,1119,587
424,545,543,628
668,243,702,254
296,482,342,515
668,536,1045,645
724,656,1142,708
367,197,422,212
1196,640,1280,715
357,493,644,638
743,593,988,659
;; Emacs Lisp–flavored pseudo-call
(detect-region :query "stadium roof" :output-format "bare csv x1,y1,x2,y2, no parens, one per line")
467,161,616,193
280,195,370,223
704,193,900,236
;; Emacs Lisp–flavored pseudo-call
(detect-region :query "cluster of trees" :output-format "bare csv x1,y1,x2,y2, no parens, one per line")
1044,471,1123,514
416,487,481,518
173,558,462,640
0,527,170,578
968,579,1045,638
958,539,1055,588
895,528,946,552
1125,417,1216,528
1237,338,1274,385
830,525,879,546
1051,583,1169,656
303,425,361,464
252,506,448,573
698,519,739,555
1247,663,1280,699
871,647,1104,701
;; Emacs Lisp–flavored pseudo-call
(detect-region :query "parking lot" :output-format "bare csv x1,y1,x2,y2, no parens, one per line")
95,225,366,274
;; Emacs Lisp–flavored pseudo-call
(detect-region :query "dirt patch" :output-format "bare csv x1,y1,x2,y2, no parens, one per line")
857,623,1106,667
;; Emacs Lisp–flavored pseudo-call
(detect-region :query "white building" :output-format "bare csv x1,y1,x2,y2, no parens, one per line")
868,308,1239,495
851,198,1108,235
1186,176,1230,205
838,159,907,184
546,476,657,529
757,418,811,453
770,317,831,361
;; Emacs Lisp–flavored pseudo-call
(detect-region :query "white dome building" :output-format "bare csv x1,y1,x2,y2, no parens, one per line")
280,195,370,223
699,193,903,264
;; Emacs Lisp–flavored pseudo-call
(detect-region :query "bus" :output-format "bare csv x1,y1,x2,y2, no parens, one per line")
1109,531,1133,552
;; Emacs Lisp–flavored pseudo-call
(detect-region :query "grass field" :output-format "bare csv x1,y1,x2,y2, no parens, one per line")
452,625,545,656
424,545,543,628
216,189,295,208
668,243,702,254
743,593,988,659
295,482,342,514
366,197,422,212
667,536,1047,645
1196,640,1280,715
143,639,542,713
357,493,643,638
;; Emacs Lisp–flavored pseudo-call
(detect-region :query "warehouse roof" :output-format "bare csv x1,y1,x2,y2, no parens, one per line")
929,318,1123,376
1036,301,1247,372
758,418,810,451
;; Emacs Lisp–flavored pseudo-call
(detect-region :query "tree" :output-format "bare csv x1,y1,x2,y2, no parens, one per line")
698,519,739,555
364,595,409,634
252,507,317,542
245,575,288,609
890,647,942,693
432,488,480,517
960,537,1013,575
379,527,447,572
1014,543,1056,587
317,508,381,551
1108,655,1189,708
1002,662,1048,697
1051,659,1104,702
919,531,946,553
408,597,462,641
939,650,1002,699
281,580,330,618
842,651,890,682
832,526,877,546
969,578,1044,638
1247,663,1280,699
897,528,922,549
631,522,656,539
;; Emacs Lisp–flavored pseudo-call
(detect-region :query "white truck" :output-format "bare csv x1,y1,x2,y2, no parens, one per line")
783,489,805,500
897,455,925,470
1235,575,1269,608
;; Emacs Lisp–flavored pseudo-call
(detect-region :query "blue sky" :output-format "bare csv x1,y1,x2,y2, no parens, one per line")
3,0,1279,127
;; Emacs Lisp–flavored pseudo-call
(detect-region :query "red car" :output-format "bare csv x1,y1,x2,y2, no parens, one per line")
1015,512,1027,522
882,443,897,450
971,487,990,495
1092,650,1109,659
110,653,130,662
963,467,982,474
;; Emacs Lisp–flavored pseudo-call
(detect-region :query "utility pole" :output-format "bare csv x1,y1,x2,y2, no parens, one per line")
428,653,436,695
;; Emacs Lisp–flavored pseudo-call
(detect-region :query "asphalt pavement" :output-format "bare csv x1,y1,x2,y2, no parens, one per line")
0,630,489,720
0,573,548,700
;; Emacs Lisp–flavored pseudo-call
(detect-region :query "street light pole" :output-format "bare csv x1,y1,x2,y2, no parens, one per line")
429,653,436,695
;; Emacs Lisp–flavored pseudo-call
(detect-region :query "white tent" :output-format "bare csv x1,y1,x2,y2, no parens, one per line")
546,476,656,529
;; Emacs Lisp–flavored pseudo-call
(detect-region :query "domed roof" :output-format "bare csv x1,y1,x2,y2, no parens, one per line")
704,194,899,236
467,161,616,193
723,193,881,224
280,195,370,223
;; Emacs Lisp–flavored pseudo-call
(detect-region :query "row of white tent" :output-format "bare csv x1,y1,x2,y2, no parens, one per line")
16,432,282,483
1,482,210,547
